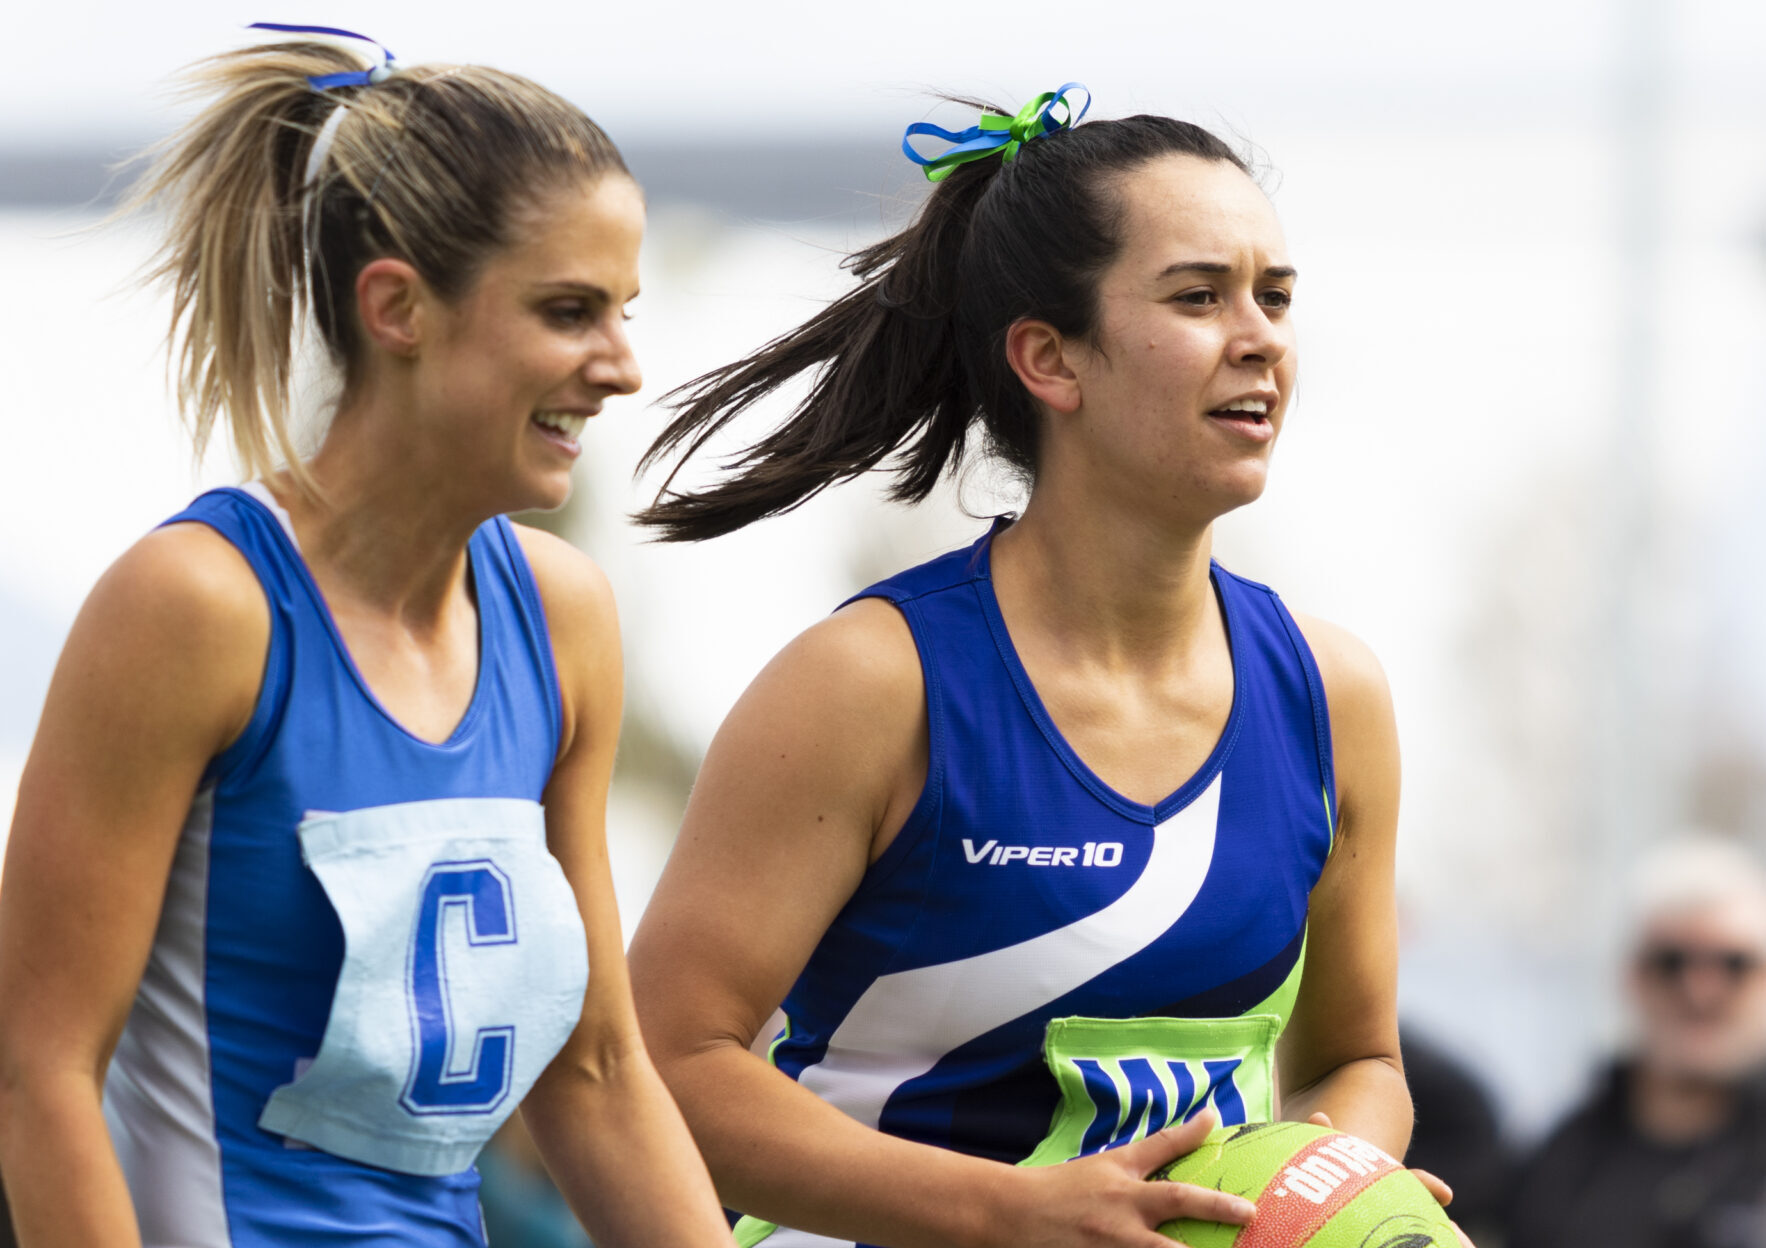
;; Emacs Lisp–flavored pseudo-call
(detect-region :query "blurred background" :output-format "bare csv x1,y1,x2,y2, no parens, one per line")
4,0,1766,1242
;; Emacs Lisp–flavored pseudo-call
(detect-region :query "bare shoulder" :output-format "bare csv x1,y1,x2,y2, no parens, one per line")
113,520,266,627
1287,611,1392,726
92,522,268,686
738,594,925,751
509,522,617,634
770,594,920,698
705,594,926,852
1288,610,1399,838
44,521,269,770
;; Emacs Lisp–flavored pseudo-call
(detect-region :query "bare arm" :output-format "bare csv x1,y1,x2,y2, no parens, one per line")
1277,613,1409,1157
512,527,733,1248
0,526,267,1247
629,600,1254,1248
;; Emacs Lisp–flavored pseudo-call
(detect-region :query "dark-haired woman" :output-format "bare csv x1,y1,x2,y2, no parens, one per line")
0,35,732,1248
628,96,1436,1248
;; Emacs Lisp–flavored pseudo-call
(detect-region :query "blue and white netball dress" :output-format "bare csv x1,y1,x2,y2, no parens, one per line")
738,520,1336,1248
101,486,591,1248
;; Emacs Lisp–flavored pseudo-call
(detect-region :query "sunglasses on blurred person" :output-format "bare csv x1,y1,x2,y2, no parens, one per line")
1639,945,1764,985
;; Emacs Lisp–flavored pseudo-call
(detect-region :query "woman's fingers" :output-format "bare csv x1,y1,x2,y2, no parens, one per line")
1114,1109,1220,1177
1406,1169,1474,1247
1141,1177,1256,1229
1305,1111,1334,1129
1107,1111,1255,1230
1410,1167,1454,1207
1004,1120,1255,1248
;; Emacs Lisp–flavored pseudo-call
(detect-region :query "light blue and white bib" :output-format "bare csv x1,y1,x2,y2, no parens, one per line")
259,797,587,1176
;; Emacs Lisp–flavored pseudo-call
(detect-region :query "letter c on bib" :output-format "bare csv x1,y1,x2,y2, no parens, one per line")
400,859,518,1115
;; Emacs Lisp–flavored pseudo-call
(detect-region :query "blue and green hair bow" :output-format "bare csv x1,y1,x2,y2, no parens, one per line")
902,83,1090,182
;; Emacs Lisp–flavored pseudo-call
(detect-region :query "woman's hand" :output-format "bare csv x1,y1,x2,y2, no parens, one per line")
1408,1171,1476,1248
990,1110,1253,1248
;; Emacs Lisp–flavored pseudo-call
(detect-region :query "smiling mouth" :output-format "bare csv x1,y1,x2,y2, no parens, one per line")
1200,402,1271,441
533,410,589,442
1206,397,1271,424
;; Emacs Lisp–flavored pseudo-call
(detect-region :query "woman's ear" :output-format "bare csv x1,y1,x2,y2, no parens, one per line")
1004,317,1082,414
355,257,426,358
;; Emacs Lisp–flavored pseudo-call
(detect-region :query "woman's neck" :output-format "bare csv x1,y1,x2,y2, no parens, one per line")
268,409,489,626
993,485,1218,672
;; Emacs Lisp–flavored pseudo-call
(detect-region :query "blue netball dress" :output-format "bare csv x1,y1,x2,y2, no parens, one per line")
101,486,591,1248
739,520,1336,1248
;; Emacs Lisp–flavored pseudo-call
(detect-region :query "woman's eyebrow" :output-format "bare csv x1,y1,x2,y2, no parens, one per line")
535,280,614,300
1155,261,1298,280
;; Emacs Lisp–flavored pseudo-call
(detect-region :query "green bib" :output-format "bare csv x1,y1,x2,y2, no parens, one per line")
734,938,1307,1244
1021,935,1306,1167
1020,1013,1282,1167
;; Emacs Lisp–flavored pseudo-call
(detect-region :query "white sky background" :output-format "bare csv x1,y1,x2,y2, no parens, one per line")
5,0,1766,1137
0,0,1760,146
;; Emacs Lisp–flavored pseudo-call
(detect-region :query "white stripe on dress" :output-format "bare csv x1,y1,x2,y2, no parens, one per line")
797,773,1222,1130
103,786,233,1246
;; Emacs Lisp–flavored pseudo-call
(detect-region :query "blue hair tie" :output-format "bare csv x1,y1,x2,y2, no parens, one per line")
247,22,397,89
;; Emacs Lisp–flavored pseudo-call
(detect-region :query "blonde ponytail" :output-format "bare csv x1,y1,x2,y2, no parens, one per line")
127,38,629,490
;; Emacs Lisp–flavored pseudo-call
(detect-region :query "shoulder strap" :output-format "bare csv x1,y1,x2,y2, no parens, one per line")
1212,565,1337,838
469,517,564,765
158,488,298,786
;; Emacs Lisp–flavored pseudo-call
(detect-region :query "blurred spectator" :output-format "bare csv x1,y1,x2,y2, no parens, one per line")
1508,837,1766,1248
1402,1025,1510,1244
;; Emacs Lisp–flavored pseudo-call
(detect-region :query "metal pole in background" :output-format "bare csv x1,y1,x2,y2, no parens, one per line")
1592,0,1668,1031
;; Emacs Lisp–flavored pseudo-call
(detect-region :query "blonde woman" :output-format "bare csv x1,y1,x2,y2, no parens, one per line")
0,31,731,1248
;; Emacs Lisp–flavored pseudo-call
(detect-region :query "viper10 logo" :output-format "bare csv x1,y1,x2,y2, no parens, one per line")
961,839,1125,867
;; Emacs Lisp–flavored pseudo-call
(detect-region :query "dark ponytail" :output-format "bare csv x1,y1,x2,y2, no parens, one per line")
635,109,1247,543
